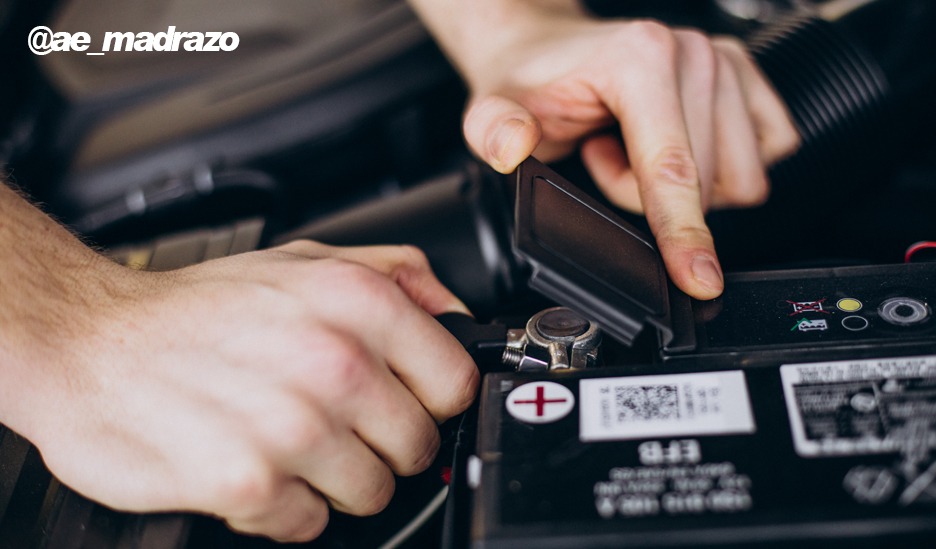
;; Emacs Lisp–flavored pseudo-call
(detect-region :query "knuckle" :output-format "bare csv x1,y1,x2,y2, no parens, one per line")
266,406,333,456
724,177,771,207
713,35,746,55
293,510,330,542
278,239,319,256
397,244,431,270
778,127,801,157
413,431,443,475
213,459,278,518
747,186,771,207
680,29,714,58
356,469,396,516
328,259,396,303
679,28,710,49
309,259,401,315
452,362,481,415
397,427,442,477
646,147,700,191
761,115,801,165
654,223,715,249
319,337,372,400
625,20,677,58
391,245,434,287
431,360,480,420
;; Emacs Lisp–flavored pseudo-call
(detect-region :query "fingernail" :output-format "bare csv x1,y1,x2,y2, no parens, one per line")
488,119,527,171
449,299,474,318
691,255,723,292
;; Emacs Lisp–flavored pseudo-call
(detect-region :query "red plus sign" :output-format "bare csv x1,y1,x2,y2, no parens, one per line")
513,385,569,417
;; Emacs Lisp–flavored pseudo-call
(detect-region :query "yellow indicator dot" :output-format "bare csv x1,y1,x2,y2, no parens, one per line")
837,298,863,312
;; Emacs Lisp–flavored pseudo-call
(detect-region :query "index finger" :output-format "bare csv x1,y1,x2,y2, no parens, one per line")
597,23,723,299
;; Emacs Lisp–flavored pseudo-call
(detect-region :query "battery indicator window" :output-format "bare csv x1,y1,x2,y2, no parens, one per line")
836,298,863,312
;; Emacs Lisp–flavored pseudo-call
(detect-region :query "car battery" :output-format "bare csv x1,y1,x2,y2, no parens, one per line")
470,358,936,548
454,159,936,548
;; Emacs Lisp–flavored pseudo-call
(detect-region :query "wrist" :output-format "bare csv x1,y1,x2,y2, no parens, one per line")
0,185,142,445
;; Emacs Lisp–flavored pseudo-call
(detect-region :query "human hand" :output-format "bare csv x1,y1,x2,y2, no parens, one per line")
24,241,477,542
453,12,799,299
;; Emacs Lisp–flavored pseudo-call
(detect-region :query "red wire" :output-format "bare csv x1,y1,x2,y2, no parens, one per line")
904,241,936,263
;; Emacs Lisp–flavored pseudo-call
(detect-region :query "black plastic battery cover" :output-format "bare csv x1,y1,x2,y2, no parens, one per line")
513,158,695,350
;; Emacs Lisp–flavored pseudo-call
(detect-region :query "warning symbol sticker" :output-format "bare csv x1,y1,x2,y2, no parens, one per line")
506,381,575,424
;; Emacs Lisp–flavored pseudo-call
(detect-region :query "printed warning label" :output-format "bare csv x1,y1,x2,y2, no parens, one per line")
579,371,756,442
780,356,936,457
781,355,936,507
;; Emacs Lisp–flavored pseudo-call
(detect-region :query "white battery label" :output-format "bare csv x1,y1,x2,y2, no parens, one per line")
780,355,936,457
579,371,756,442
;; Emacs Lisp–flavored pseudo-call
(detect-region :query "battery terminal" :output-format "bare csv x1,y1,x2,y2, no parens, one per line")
501,307,601,371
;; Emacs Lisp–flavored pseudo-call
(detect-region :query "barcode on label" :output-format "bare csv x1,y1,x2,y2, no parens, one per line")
579,371,755,442
615,385,679,421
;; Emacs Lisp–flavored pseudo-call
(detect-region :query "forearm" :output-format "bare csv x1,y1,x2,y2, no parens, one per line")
408,0,588,87
0,182,127,443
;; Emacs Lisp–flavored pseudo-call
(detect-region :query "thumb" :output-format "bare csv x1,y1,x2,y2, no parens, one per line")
274,240,471,317
385,249,473,318
463,95,542,173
